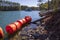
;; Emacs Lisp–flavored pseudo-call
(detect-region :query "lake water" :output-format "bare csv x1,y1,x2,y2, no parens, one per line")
0,11,40,32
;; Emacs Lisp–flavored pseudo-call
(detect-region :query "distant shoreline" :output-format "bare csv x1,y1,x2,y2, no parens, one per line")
0,1,20,11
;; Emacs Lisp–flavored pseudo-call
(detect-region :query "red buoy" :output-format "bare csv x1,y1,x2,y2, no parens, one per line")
17,19,24,25
25,16,32,23
0,27,4,38
6,24,17,34
22,18,27,24
6,16,32,34
13,22,22,30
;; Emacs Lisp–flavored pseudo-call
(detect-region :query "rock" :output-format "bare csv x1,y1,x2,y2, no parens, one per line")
41,9,60,40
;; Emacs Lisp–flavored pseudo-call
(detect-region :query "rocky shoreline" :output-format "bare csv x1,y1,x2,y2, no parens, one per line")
7,24,48,40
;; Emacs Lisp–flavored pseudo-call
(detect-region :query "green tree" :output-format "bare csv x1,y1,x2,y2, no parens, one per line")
21,6,28,10
40,3,48,10
51,0,60,10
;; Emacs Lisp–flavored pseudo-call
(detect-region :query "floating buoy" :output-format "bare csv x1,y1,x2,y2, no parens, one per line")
6,24,17,34
22,18,27,24
13,22,22,30
0,27,4,38
6,16,32,34
25,16,32,22
17,19,24,25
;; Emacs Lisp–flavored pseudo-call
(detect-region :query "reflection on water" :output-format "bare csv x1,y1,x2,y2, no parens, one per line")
0,11,40,32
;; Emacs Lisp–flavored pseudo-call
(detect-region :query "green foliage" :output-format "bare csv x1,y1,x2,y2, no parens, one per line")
52,0,60,10
0,6,20,11
39,0,60,10
21,6,28,10
21,5,39,10
0,1,20,11
39,3,48,10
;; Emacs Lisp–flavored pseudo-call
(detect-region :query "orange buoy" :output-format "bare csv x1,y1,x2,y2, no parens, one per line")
0,27,4,38
22,18,27,24
17,19,24,25
13,22,22,30
6,24,17,34
25,16,32,22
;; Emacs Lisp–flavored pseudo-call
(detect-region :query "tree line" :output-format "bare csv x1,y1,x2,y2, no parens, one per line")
21,5,39,11
0,5,39,11
0,1,20,11
0,6,20,11
39,0,60,10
